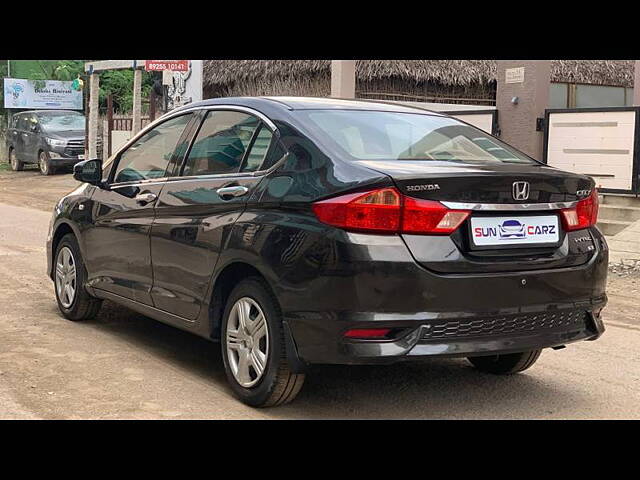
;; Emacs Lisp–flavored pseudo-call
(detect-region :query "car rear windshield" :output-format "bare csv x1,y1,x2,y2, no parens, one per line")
296,110,535,164
38,113,85,132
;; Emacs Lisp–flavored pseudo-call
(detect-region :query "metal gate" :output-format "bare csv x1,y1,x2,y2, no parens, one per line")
543,106,640,194
103,92,159,158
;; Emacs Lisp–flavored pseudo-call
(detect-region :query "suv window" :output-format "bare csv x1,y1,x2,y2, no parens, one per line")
183,110,260,176
16,115,30,131
113,113,193,184
28,115,39,132
37,112,85,132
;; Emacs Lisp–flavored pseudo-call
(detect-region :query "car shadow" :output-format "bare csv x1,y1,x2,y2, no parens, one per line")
80,300,588,419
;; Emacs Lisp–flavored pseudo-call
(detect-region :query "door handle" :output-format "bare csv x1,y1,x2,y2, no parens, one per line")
135,192,158,205
216,186,249,199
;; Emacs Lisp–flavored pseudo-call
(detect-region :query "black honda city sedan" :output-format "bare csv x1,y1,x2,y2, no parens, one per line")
46,97,607,407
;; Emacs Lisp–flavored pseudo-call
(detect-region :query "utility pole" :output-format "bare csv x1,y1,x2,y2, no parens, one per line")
88,72,100,159
162,69,172,113
331,60,356,98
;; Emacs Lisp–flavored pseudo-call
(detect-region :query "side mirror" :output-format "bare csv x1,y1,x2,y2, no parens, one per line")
73,159,103,187
30,124,39,133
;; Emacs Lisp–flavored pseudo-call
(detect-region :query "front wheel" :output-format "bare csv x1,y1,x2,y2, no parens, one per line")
467,350,542,375
10,148,23,171
221,278,305,407
39,151,54,175
54,234,102,321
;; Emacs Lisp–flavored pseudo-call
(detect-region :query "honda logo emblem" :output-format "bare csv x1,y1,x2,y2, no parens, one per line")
512,181,530,201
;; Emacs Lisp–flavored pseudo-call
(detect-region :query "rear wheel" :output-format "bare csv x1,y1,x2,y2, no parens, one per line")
39,151,54,176
467,350,542,375
54,234,102,321
221,278,305,407
9,148,23,171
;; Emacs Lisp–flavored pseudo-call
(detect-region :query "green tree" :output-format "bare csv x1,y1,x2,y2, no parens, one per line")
7,60,84,89
98,69,155,114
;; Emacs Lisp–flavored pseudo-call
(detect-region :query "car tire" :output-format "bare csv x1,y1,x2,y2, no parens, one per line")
39,151,54,176
9,148,23,171
54,233,102,321
467,350,542,375
221,277,305,407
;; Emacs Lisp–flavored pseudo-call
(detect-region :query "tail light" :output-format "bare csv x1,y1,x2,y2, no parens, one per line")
311,188,401,233
312,187,470,235
560,189,599,231
402,197,470,234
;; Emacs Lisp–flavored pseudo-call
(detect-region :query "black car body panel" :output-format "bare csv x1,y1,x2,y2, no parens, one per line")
46,97,607,370
359,159,592,204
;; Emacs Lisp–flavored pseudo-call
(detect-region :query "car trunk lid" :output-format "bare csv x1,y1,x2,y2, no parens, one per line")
354,159,598,273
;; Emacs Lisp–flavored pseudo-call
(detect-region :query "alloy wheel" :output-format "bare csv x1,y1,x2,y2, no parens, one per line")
226,297,269,387
55,246,77,308
39,153,49,175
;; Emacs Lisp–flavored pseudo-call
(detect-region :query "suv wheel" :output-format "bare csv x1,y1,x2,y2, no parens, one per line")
467,350,542,375
39,151,54,176
9,148,23,171
54,233,102,321
221,277,305,407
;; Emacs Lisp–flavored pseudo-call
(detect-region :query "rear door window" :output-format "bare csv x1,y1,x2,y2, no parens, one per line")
241,125,275,172
182,110,260,176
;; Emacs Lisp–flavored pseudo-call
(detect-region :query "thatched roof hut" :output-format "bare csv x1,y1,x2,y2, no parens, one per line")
203,60,634,105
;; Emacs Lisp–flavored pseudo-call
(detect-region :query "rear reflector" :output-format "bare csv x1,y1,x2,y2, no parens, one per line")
560,189,599,231
344,328,392,339
312,187,470,235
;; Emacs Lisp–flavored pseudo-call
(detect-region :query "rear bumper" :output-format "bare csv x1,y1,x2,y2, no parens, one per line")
286,304,605,366
280,228,608,366
327,309,604,364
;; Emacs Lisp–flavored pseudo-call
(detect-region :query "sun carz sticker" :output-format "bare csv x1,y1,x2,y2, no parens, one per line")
470,215,560,246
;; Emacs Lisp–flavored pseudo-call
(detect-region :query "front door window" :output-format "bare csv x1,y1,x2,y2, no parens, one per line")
112,113,193,184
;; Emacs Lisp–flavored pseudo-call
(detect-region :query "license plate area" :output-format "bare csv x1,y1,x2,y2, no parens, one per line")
468,213,562,250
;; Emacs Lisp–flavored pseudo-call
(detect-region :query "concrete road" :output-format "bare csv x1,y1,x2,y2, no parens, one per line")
1,200,640,419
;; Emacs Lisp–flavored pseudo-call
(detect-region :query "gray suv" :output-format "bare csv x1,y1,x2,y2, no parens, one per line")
6,110,88,175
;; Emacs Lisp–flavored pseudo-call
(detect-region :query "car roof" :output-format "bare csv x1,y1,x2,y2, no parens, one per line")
176,96,445,116
261,96,445,114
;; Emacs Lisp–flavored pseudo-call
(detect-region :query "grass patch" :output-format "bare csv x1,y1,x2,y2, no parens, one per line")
0,162,10,172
